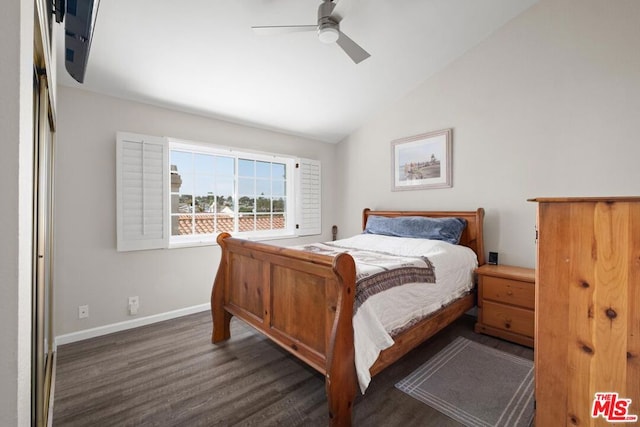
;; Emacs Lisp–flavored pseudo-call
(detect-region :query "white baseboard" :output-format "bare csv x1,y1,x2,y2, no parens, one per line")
54,303,210,348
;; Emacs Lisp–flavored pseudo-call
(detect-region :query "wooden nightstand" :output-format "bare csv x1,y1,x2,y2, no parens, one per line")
474,264,535,347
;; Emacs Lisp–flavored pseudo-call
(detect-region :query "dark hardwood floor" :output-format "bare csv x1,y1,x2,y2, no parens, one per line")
52,312,533,426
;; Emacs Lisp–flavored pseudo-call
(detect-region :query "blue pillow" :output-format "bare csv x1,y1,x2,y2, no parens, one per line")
363,215,467,245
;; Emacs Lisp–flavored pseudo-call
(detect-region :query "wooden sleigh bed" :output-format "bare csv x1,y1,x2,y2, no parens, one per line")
211,208,485,426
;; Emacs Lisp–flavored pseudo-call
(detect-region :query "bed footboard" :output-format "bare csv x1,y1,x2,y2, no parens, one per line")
211,233,357,426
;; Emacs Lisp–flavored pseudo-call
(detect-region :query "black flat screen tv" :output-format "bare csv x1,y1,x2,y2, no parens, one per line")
63,0,100,83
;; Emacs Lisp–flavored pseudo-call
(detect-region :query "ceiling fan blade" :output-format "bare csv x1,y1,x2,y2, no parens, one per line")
332,0,357,22
336,31,370,64
252,25,317,35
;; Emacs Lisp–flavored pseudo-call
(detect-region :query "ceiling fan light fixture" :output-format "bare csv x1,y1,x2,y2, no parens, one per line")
318,26,339,44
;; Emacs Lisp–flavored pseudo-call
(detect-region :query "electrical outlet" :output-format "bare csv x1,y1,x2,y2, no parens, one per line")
78,305,89,319
128,296,139,315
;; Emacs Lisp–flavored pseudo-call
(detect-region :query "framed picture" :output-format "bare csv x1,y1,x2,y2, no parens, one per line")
391,128,452,191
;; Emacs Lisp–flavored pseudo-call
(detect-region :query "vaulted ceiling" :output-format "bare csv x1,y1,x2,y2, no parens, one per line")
57,0,537,143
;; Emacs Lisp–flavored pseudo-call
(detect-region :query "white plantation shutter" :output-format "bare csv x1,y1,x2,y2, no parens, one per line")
116,132,169,251
295,158,321,236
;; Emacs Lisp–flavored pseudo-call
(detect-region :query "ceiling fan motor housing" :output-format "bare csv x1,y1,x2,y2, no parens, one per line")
318,0,339,43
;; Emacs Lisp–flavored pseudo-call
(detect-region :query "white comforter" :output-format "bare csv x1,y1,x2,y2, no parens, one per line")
329,234,478,392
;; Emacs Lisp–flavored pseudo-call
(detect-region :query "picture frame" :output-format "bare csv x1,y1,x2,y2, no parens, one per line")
391,128,452,191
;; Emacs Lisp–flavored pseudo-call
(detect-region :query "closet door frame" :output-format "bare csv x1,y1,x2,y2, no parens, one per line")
32,70,56,427
33,0,57,421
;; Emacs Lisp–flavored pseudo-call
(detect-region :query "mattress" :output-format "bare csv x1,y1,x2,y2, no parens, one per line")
321,233,478,392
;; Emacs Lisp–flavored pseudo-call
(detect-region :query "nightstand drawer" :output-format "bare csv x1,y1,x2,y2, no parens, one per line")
482,276,534,309
482,301,534,338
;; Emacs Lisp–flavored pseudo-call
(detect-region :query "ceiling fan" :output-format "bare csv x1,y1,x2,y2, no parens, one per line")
252,0,370,64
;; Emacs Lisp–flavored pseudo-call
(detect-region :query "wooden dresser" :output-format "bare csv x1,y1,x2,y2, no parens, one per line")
474,264,535,347
530,197,640,426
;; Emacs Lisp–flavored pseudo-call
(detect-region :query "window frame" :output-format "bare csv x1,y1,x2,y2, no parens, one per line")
168,139,297,248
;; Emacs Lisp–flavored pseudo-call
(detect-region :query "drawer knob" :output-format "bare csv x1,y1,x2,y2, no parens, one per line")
506,290,514,296
505,321,512,329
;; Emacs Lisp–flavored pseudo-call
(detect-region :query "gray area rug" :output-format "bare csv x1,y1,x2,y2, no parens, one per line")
396,336,534,427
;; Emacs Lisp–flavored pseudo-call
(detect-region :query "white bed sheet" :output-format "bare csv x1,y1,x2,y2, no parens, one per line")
331,234,478,392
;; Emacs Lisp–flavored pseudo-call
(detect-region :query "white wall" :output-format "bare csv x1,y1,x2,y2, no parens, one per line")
0,0,34,425
335,0,640,268
54,87,337,336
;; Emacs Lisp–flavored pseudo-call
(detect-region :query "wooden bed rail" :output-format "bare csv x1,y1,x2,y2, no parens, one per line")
211,232,358,425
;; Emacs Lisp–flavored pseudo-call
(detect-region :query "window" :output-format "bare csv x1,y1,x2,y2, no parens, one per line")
116,132,320,251
169,141,295,244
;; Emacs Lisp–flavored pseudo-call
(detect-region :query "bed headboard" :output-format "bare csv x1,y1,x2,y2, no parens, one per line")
362,208,486,266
